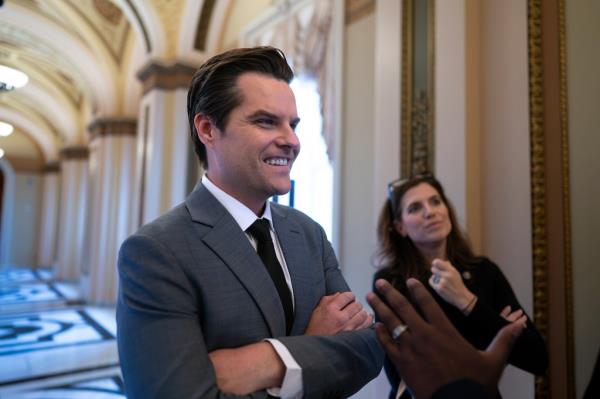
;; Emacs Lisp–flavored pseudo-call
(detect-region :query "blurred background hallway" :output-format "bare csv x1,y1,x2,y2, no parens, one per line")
0,0,598,397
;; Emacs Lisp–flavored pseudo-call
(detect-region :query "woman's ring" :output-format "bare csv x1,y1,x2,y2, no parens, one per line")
391,323,408,341
433,274,441,284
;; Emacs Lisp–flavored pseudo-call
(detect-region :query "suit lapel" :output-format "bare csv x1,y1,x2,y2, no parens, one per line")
271,205,317,335
185,185,287,337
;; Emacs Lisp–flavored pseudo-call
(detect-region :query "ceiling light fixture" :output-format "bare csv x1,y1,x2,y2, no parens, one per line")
0,121,14,137
0,65,29,91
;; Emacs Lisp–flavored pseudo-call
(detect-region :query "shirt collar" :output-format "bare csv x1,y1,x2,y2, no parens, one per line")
201,174,273,231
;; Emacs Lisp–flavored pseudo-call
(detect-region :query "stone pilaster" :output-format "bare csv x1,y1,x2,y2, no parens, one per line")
55,146,89,280
36,161,61,268
81,118,136,304
134,61,199,226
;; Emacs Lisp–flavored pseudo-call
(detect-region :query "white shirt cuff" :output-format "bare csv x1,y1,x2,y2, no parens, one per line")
264,339,303,399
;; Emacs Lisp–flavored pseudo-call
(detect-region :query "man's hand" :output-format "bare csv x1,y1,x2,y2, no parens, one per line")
367,278,524,399
208,342,285,395
305,292,373,335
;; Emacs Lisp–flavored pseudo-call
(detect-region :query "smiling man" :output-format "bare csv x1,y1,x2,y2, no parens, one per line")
116,46,383,399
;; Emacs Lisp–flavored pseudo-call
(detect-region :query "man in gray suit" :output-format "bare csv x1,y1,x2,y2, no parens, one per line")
117,46,383,398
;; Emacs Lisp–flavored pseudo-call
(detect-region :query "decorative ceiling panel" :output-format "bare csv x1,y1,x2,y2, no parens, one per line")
151,0,186,58
16,0,130,65
0,25,85,108
67,0,130,64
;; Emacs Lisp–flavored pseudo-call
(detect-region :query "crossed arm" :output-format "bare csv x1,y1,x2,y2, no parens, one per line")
117,229,381,398
209,291,374,395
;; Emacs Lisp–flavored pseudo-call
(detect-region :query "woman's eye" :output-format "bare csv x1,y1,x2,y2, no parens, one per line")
407,204,420,213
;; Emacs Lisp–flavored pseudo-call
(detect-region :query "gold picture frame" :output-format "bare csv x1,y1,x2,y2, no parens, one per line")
400,0,435,178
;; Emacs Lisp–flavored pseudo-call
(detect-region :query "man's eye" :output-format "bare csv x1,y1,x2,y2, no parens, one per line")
255,118,275,127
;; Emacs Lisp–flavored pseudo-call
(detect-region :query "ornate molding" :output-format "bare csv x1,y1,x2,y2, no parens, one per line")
529,0,574,397
558,0,575,396
344,0,375,25
136,62,197,95
400,0,412,177
401,0,434,178
60,145,89,160
194,0,216,51
88,117,137,140
528,1,550,397
41,161,61,173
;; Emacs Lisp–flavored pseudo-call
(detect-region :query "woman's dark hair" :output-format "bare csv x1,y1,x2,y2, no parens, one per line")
374,174,481,294
186,46,294,169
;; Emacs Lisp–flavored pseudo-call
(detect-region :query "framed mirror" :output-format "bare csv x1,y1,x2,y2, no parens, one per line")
401,0,435,177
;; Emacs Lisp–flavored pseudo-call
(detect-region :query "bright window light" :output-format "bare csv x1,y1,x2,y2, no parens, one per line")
288,77,334,239
0,148,5,159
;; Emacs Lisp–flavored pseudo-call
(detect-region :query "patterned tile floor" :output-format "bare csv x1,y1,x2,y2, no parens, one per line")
0,266,124,398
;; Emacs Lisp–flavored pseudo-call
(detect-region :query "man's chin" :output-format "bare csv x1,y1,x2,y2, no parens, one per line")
269,183,291,198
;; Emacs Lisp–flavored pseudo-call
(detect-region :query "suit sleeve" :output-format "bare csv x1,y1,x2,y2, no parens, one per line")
277,223,384,399
462,260,548,375
117,233,263,399
431,380,493,399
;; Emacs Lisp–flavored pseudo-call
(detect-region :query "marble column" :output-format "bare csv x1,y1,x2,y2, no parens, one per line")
55,146,89,281
133,62,199,228
36,162,61,268
80,118,136,304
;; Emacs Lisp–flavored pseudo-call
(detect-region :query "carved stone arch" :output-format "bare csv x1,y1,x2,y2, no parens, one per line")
111,0,166,56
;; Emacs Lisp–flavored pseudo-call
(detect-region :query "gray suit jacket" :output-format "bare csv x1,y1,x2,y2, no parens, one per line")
117,184,383,398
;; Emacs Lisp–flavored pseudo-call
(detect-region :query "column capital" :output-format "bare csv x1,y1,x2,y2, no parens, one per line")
41,161,61,173
136,61,197,95
88,117,137,140
60,146,89,160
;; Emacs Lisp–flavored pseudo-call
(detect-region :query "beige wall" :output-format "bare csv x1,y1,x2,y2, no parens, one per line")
341,6,393,398
478,1,534,397
435,0,534,397
11,172,42,266
567,1,600,396
340,4,376,330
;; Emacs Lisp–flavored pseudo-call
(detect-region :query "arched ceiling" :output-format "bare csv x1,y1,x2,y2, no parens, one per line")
0,0,129,167
0,0,276,171
0,124,44,172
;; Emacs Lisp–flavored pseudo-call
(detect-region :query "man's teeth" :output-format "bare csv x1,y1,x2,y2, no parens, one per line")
265,158,288,166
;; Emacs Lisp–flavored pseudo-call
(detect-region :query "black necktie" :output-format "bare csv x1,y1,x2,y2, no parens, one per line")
246,219,294,334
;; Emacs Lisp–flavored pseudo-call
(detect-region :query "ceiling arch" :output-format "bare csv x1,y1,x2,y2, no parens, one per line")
0,108,58,162
0,3,117,116
112,0,166,56
16,82,79,142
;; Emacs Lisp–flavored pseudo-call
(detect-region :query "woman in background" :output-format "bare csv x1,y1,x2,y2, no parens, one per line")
374,173,547,399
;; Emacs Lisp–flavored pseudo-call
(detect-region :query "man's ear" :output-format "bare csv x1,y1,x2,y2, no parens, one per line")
393,219,407,237
194,114,218,148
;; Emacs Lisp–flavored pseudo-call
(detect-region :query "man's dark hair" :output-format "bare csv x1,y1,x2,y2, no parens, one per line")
186,46,294,169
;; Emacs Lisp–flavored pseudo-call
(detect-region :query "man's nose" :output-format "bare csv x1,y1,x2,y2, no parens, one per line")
277,125,301,150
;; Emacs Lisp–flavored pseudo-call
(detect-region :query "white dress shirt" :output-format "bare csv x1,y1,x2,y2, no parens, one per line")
202,175,303,399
